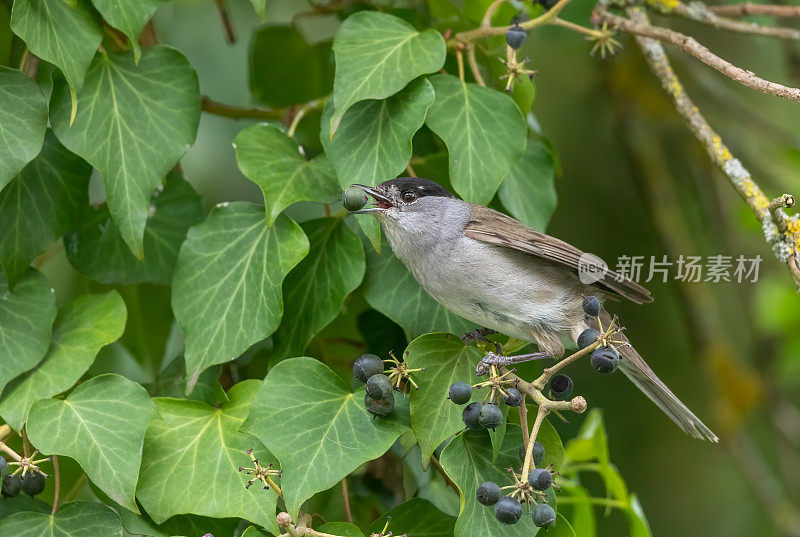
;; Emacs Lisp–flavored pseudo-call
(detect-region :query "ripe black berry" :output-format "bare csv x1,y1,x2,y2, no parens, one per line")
365,374,392,400
532,502,556,528
0,456,7,477
528,468,552,491
476,481,502,506
448,381,472,404
2,474,21,498
520,441,545,465
582,295,601,316
21,472,46,496
549,374,573,400
494,496,522,524
591,346,620,373
342,186,367,212
505,24,527,50
364,392,394,417
478,404,503,430
503,388,523,407
462,402,483,430
577,328,599,349
353,354,384,383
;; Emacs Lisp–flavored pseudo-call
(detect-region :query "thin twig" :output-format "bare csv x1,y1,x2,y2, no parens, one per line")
63,474,86,503
0,424,11,441
552,17,604,38
340,478,353,523
0,442,22,462
466,44,486,86
456,46,465,82
598,9,800,102
521,408,548,477
201,96,282,121
709,2,800,18
518,399,530,448
770,194,796,233
214,0,237,43
456,0,572,42
51,455,60,516
405,163,417,177
670,2,800,39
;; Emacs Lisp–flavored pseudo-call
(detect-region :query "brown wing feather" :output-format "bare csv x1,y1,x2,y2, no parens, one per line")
464,204,653,304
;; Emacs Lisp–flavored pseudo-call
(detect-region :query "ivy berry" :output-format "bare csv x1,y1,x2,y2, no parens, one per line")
448,381,472,404
342,186,367,212
549,374,573,400
364,392,395,417
462,402,483,430
478,403,503,430
353,354,384,383
365,374,393,401
505,24,527,50
582,295,601,316
476,481,502,506
0,456,6,477
1,474,21,498
519,441,545,466
503,387,523,407
577,328,600,349
528,468,553,491
532,502,556,528
22,471,46,496
591,346,620,373
494,496,522,524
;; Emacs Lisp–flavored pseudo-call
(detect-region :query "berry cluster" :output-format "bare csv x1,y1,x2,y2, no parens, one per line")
0,455,47,498
237,448,281,491
474,441,557,528
354,353,425,417
447,367,523,432
577,295,622,375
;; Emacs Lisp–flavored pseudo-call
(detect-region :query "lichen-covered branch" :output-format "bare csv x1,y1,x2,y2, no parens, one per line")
672,1,800,40
708,2,800,18
598,9,800,102
622,6,800,290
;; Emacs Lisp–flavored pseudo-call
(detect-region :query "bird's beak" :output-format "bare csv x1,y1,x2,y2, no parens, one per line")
349,184,392,214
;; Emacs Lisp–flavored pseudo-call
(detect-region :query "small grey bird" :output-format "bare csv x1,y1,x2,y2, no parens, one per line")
351,177,717,442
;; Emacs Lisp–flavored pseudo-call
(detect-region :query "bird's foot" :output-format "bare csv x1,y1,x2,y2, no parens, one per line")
476,351,552,376
461,327,497,344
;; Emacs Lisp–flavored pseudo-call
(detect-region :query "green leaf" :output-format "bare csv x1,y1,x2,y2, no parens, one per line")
367,498,456,537
318,522,365,537
403,333,482,466
26,373,158,512
425,74,527,204
0,131,91,285
242,357,410,517
0,494,51,518
550,513,577,537
0,67,48,190
137,380,280,535
536,417,565,471
330,11,445,130
50,46,201,258
172,202,309,392
440,425,542,537
0,501,123,537
89,0,164,62
111,502,240,537
498,141,557,232
250,0,266,21
234,124,340,227
242,526,268,537
271,217,365,360
10,0,102,91
564,409,608,466
149,358,228,407
249,26,332,107
561,486,596,537
321,77,434,188
64,171,204,285
0,269,56,396
362,246,476,338
0,291,127,430
625,494,652,537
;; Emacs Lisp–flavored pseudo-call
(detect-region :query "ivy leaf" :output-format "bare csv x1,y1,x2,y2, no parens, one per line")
0,67,48,190
330,11,445,131
440,425,543,537
498,141,557,232
250,0,266,21
110,501,240,537
367,498,456,537
425,74,527,204
271,217,365,361
0,501,123,537
242,357,410,517
50,46,201,258
234,124,340,227
318,522,365,537
149,358,228,407
250,26,333,107
550,513,578,537
403,333,482,467
64,171,204,285
10,0,102,91
26,373,158,512
320,78,434,250
172,202,309,393
89,0,164,63
362,246,476,338
0,269,56,396
0,131,91,286
0,291,127,431
137,380,280,535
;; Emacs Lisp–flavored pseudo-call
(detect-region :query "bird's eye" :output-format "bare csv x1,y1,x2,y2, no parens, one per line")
401,191,418,203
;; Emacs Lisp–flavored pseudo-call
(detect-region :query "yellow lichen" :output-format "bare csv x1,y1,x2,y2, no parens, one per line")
645,0,679,10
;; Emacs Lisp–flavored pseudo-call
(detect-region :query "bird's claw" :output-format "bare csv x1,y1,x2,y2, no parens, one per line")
476,352,509,376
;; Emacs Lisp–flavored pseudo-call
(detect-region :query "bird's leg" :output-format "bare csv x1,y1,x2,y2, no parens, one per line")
476,351,552,376
461,327,497,344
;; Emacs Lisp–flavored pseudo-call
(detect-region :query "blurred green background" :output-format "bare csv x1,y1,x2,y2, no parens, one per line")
24,0,800,535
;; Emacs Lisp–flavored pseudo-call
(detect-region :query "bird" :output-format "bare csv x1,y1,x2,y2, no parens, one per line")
350,176,718,442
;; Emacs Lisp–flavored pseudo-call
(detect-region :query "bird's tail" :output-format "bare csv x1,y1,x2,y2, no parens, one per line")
588,310,718,442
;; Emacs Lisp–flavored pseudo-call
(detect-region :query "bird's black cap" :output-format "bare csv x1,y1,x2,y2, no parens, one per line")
377,177,454,199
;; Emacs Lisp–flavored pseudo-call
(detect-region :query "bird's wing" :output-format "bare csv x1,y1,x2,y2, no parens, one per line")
463,204,653,304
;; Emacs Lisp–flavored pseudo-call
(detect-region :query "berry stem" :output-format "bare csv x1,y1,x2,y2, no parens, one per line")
521,407,549,478
51,455,60,516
